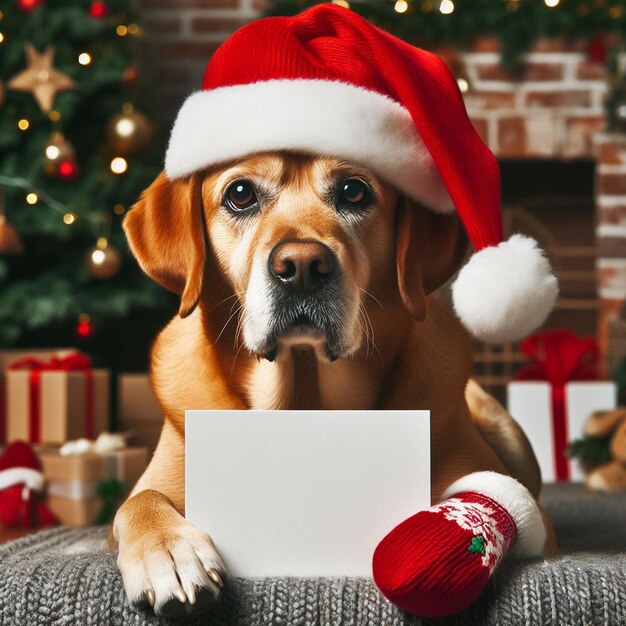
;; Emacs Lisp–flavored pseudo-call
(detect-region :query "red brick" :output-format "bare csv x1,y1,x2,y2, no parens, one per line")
497,117,526,157
597,140,626,165
598,173,626,196
524,90,591,108
529,37,586,53
598,205,626,226
469,117,488,144
138,0,237,7
470,35,500,53
143,16,183,35
465,91,515,110
497,115,555,157
577,61,608,81
145,41,222,60
190,17,250,33
563,116,606,158
473,62,564,82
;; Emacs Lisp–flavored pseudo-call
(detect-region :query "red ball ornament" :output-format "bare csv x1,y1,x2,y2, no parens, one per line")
57,160,79,180
17,0,43,12
76,317,94,338
89,1,109,18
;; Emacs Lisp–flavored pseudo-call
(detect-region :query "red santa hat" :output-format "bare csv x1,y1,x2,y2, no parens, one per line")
165,4,558,343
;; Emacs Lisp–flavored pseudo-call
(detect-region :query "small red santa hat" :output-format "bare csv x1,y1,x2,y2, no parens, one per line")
165,4,558,343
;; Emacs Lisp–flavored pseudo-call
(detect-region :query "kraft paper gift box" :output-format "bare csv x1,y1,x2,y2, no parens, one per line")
117,373,162,452
508,381,616,482
0,349,77,444
6,353,109,445
38,446,148,527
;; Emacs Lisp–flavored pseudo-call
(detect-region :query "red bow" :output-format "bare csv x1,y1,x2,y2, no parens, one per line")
9,353,94,444
515,330,598,481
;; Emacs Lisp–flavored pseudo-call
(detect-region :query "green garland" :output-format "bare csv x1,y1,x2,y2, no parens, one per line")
267,0,626,71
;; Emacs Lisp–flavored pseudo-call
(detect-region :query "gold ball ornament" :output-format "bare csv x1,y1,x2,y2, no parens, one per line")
86,237,122,279
106,104,152,154
43,131,77,177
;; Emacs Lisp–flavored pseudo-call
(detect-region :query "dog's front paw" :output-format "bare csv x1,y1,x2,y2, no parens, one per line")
115,491,227,617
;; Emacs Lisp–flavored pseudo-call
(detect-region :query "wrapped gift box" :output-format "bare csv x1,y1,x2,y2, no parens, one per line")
0,349,77,444
508,381,617,482
117,373,162,452
6,354,109,444
38,446,148,527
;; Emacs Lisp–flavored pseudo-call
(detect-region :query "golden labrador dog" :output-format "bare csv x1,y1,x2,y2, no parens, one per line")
113,151,554,617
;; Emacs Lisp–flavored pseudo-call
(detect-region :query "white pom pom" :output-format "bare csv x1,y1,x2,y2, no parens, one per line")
451,235,558,343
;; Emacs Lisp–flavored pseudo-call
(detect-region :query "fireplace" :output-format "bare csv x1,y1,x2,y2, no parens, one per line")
470,160,597,402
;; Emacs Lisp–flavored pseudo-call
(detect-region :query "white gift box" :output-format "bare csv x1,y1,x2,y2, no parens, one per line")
185,409,430,577
507,381,616,483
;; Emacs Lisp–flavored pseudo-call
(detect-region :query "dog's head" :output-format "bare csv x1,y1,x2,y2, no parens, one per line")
124,152,467,362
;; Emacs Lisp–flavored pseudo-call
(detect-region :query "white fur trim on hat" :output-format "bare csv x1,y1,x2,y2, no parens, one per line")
451,235,558,343
165,79,453,212
442,471,546,558
0,467,45,492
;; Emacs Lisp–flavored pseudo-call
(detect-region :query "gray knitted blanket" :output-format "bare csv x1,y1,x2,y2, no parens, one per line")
0,484,624,626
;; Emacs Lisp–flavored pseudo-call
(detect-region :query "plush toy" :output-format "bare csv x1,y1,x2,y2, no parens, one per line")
572,408,626,491
0,441,58,528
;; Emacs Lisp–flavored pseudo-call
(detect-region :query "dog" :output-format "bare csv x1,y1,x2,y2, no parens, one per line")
113,151,556,617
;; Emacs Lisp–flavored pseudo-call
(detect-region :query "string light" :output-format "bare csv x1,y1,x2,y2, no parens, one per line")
420,1,433,11
49,110,61,122
110,156,128,174
113,203,126,215
91,249,106,265
17,118,30,131
63,211,77,225
332,0,350,7
78,52,92,66
45,144,60,160
439,0,454,14
457,78,470,93
127,23,140,35
544,0,559,6
609,4,623,17
0,32,5,44
395,0,409,13
116,24,128,36
0,10,4,19
26,192,38,205
115,117,135,137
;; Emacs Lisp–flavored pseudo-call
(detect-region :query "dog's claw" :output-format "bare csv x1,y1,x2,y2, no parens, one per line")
145,589,155,607
208,569,224,588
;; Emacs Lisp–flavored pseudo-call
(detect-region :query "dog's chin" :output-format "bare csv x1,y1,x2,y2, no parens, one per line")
257,324,354,364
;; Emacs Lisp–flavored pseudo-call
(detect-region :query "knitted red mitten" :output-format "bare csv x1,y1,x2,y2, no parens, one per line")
372,472,546,619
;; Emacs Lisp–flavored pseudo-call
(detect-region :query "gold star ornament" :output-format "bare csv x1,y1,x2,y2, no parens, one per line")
8,44,76,114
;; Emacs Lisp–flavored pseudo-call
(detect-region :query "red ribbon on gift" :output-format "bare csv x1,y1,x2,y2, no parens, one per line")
515,330,598,481
8,353,94,444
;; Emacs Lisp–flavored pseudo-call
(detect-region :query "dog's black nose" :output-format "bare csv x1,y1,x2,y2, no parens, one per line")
269,239,334,292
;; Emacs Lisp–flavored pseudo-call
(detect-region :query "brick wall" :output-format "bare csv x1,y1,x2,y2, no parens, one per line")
595,134,626,374
461,50,607,158
136,0,260,123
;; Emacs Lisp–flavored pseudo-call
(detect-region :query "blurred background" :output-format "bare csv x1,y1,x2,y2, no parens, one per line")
1,1,626,502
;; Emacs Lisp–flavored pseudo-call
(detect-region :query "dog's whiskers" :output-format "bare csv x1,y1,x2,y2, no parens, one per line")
215,303,245,345
358,287,385,311
208,291,246,313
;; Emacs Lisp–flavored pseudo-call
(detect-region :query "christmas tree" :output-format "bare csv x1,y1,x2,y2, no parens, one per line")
0,0,172,350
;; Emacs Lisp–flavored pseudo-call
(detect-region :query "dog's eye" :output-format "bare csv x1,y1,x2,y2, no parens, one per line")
224,180,258,213
339,178,370,207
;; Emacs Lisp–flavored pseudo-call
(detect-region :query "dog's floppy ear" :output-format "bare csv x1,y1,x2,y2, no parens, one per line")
124,171,207,318
395,195,468,321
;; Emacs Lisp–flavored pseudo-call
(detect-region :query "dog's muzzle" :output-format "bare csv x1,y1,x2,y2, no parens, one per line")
261,238,344,361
